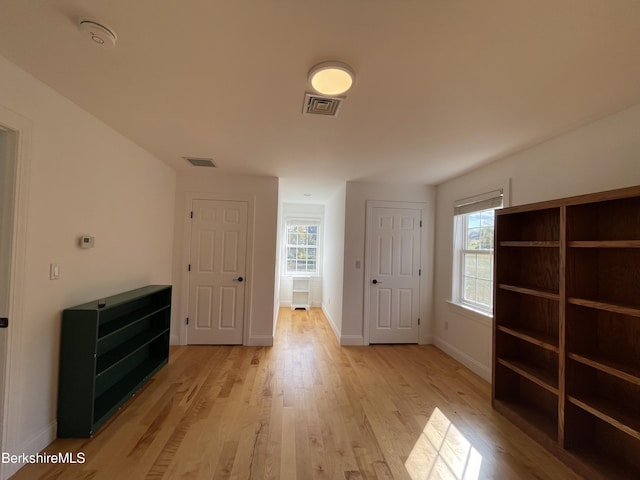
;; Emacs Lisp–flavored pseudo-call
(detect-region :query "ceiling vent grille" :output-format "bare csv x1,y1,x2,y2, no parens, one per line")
303,93,343,117
184,157,216,167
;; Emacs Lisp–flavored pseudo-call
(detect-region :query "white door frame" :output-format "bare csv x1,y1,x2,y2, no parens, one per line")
363,200,426,345
0,106,31,480
180,191,254,345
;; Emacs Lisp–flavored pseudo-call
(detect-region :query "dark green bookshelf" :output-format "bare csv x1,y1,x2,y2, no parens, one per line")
57,285,171,437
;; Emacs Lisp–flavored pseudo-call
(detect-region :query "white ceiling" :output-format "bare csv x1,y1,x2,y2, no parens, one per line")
1,0,640,201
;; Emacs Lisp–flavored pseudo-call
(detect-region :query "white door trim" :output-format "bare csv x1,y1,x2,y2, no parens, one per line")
0,106,32,480
180,191,254,346
363,200,427,345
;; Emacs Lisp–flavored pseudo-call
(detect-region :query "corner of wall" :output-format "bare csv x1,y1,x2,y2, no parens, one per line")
321,303,341,342
433,336,492,382
339,335,365,346
248,335,274,346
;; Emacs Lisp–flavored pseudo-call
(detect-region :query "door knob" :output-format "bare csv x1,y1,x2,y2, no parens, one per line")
372,279,382,284
0,317,7,328
235,276,244,282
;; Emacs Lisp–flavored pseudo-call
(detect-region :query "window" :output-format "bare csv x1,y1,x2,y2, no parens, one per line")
452,190,503,315
285,221,319,275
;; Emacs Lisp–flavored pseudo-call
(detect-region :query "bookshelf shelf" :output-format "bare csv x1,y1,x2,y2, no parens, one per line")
57,285,171,437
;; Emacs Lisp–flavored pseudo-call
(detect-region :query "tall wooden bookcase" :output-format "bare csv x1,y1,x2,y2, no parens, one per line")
493,185,640,479
58,285,171,437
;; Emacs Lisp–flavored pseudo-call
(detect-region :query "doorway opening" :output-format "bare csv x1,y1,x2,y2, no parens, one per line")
0,108,30,480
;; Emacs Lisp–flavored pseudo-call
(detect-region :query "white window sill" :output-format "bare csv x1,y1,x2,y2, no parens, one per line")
446,300,493,327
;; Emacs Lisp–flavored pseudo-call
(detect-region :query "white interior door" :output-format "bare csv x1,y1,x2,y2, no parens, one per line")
367,204,421,343
0,127,16,472
187,199,248,345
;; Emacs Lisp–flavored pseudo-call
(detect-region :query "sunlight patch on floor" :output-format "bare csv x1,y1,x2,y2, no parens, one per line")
405,407,482,480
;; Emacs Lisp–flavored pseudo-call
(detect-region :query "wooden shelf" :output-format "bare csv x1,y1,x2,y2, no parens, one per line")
569,240,640,248
568,352,640,388
93,356,167,430
494,186,640,480
499,241,560,247
98,304,170,339
498,284,559,301
566,443,640,480
291,277,310,310
568,394,640,443
493,399,558,442
497,325,558,352
497,357,558,394
567,297,640,318
96,327,169,376
58,285,171,437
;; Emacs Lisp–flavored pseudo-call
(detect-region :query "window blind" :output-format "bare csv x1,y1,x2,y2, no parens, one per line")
454,189,503,216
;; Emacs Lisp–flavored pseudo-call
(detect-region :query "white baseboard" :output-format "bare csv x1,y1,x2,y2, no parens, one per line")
321,304,341,342
433,336,491,382
2,420,57,479
170,333,180,345
247,335,273,346
340,335,364,346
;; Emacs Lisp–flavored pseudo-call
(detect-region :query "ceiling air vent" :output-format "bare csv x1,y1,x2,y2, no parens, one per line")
303,93,343,117
184,157,216,167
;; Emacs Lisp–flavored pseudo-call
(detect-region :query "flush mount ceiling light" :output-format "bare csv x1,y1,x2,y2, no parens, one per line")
79,20,118,47
308,61,355,96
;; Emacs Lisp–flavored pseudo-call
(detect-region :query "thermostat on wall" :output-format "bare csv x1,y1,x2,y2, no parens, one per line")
79,235,95,249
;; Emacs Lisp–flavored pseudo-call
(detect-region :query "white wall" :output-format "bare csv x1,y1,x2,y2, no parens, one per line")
434,103,640,382
172,171,278,346
322,184,347,339
342,182,436,345
0,55,175,477
278,203,324,308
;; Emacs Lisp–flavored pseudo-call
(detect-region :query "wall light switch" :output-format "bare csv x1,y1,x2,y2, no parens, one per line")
355,260,361,269
50,263,60,280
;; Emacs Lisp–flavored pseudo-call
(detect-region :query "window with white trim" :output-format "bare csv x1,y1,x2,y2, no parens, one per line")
452,190,504,315
285,220,320,275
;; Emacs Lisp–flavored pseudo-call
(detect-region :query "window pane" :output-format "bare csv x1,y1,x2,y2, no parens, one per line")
464,253,477,276
479,226,494,249
466,227,481,250
480,210,494,227
468,213,481,228
464,277,476,303
476,279,492,307
477,254,492,280
454,204,500,313
286,223,320,274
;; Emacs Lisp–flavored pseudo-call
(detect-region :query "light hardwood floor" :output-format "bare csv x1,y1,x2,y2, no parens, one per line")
10,308,581,479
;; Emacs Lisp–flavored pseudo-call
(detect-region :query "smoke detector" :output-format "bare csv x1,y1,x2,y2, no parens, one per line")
79,20,117,47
